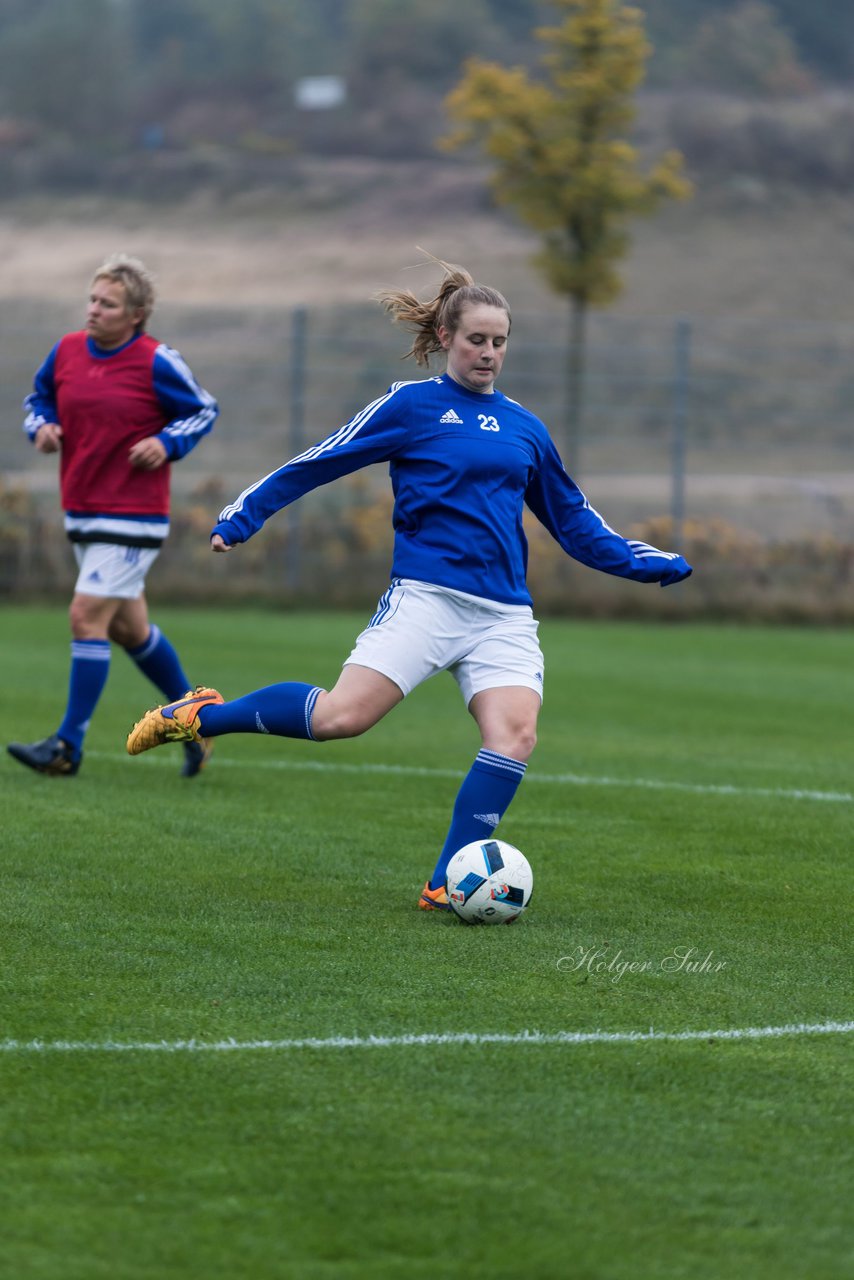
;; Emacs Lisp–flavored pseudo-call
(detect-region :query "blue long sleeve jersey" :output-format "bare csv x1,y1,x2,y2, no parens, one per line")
213,373,692,608
24,334,217,464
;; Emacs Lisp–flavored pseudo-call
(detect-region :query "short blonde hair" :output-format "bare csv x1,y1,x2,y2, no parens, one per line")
376,251,510,366
91,253,156,330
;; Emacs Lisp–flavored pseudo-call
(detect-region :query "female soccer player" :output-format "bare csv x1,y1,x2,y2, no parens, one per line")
7,254,218,778
127,257,691,907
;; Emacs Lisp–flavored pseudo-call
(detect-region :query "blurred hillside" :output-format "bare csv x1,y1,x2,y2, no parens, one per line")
1,1,854,320
1,159,854,325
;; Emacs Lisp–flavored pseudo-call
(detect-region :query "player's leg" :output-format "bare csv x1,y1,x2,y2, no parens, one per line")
420,602,544,909
198,662,403,740
421,687,540,904
127,664,403,754
116,595,190,701
7,543,185,776
469,685,541,761
310,665,404,739
108,594,150,650
7,585,118,775
57,544,159,764
114,592,210,777
127,578,429,756
56,592,119,758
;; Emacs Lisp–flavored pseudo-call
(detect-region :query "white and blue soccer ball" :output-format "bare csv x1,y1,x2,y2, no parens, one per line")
445,839,533,925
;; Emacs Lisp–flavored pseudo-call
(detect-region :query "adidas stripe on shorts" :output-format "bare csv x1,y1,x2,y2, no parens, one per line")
72,542,160,599
344,577,544,705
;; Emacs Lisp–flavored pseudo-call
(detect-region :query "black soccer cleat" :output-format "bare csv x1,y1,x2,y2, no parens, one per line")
181,737,213,778
7,733,80,777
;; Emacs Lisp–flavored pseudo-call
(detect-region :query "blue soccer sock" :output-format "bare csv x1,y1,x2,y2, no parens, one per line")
429,749,528,890
126,624,191,702
57,639,112,756
197,682,323,741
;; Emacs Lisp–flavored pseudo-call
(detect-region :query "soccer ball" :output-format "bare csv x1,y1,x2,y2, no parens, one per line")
445,839,533,925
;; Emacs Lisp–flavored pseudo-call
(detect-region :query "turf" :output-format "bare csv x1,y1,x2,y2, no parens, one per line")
1,606,851,1279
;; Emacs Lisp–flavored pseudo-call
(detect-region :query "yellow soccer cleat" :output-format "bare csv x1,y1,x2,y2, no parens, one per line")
127,686,223,756
417,880,451,912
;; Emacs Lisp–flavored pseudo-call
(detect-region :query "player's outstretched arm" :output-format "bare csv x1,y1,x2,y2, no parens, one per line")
526,441,693,588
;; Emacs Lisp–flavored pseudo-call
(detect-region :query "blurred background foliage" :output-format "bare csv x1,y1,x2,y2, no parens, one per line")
1,0,854,192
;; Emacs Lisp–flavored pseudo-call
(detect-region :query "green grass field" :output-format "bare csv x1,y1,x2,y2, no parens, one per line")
1,606,851,1280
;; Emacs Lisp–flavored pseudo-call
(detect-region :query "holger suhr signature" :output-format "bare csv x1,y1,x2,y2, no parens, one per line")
557,945,727,983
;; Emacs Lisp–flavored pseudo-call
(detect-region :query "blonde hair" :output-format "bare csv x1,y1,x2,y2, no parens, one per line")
90,253,156,330
376,251,511,366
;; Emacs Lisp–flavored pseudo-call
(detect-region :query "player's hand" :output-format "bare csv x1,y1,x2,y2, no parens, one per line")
129,437,168,470
659,558,693,587
34,423,63,453
211,534,232,553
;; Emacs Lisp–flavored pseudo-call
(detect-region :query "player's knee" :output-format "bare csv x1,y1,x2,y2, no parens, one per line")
310,699,372,741
512,724,537,762
485,722,537,762
69,596,99,637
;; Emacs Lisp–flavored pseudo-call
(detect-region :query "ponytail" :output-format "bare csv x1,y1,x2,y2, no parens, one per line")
376,250,510,366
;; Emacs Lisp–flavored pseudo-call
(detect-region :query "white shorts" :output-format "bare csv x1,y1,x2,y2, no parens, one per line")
344,578,544,706
72,542,160,599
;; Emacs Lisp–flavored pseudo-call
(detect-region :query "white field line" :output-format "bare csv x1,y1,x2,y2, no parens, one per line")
2,1021,852,1055
92,751,854,804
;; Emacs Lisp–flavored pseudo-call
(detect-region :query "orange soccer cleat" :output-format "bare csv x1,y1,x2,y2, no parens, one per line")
127,686,223,756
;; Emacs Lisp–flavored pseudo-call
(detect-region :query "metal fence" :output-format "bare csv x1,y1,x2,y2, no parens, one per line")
3,300,854,601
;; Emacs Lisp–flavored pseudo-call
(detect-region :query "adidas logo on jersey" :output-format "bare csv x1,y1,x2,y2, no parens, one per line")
439,409,464,424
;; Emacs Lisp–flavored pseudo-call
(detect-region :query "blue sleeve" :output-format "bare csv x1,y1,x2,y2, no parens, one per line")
22,345,60,441
525,439,692,588
213,386,410,546
151,344,218,462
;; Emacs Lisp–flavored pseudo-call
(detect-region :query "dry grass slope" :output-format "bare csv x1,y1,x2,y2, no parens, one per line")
2,159,854,320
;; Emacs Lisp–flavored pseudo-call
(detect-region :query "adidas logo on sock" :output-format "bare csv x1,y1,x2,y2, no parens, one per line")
474,812,501,827
439,409,464,424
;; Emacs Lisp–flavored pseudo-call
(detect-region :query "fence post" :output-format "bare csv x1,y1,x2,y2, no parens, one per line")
670,317,691,550
287,305,308,593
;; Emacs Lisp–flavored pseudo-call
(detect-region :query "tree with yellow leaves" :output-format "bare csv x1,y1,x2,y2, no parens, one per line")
442,0,691,471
